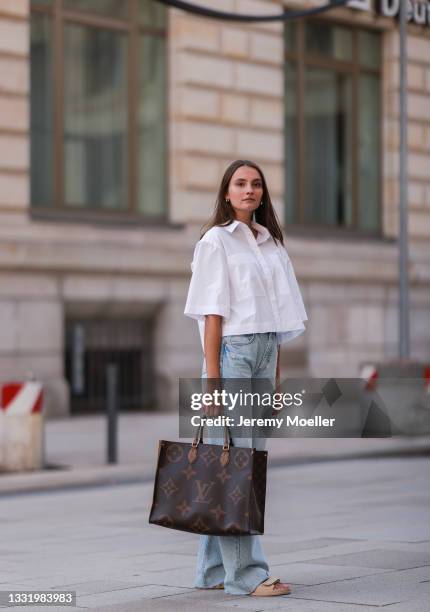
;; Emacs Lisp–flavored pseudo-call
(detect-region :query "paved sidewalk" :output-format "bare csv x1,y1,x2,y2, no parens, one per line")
0,457,429,610
1,413,430,495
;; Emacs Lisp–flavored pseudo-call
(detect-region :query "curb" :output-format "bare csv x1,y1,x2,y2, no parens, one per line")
1,441,430,497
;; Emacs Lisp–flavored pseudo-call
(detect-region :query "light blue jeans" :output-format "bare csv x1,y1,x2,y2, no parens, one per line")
195,331,278,595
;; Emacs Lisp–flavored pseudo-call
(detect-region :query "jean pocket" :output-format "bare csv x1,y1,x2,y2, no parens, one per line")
227,333,256,346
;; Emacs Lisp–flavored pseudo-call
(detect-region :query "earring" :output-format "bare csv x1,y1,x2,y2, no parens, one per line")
226,198,230,203
259,201,263,207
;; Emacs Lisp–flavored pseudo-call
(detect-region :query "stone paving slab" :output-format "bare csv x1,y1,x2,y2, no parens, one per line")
125,566,197,588
76,584,193,607
208,594,380,611
251,537,362,556
1,457,429,611
306,548,430,570
258,540,386,567
129,552,196,572
88,589,236,612
282,566,430,607
383,594,430,612
83,596,386,612
329,523,430,544
0,608,87,611
267,561,390,584
50,579,145,596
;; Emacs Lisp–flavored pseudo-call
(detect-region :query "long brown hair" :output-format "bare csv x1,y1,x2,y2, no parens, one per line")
200,159,284,246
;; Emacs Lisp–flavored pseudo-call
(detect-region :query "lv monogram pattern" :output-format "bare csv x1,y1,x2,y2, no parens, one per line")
149,440,267,536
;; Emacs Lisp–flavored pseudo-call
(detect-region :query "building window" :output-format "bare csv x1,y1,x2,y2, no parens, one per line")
284,20,381,234
30,0,167,220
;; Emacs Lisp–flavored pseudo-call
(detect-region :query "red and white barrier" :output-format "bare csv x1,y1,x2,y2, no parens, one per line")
1,382,43,415
425,367,430,395
0,381,44,472
360,364,378,392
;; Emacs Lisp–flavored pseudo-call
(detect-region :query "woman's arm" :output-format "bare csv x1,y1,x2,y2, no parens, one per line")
204,314,222,378
203,314,223,417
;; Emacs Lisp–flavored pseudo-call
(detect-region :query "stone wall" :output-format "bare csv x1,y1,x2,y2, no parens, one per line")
383,29,430,240
0,0,29,218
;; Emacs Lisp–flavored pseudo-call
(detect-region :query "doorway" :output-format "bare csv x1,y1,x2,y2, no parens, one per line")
65,316,155,413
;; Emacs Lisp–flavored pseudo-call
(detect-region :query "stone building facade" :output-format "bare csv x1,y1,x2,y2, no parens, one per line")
0,0,429,417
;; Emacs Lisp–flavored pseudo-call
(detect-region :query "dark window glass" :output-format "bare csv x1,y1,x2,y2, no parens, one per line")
285,21,380,234
31,0,53,6
64,24,128,210
29,1,167,218
284,61,297,225
306,22,353,61
139,1,167,28
358,74,380,231
63,0,128,18
138,34,167,217
304,68,353,227
30,14,53,207
359,30,381,69
284,21,296,53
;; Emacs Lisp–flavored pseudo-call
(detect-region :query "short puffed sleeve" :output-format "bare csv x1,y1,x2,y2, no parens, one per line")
184,239,230,321
281,247,308,323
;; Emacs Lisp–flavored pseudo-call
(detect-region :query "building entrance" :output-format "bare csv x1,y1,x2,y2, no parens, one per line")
65,317,155,413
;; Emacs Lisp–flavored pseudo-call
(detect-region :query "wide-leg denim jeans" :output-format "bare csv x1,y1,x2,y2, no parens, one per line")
195,331,278,595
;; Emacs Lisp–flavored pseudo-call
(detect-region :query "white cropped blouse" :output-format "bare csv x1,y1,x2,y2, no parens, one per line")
184,219,308,347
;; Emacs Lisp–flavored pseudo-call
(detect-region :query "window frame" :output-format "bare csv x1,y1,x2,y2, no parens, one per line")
284,18,383,239
30,0,169,224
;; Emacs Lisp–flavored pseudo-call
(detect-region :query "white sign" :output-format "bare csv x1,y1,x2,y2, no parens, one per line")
348,0,430,27
347,0,372,9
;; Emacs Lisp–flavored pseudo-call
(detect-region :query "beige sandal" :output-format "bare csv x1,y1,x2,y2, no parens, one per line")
251,576,291,597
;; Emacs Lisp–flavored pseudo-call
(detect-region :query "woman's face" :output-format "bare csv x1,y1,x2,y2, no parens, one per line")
225,166,263,217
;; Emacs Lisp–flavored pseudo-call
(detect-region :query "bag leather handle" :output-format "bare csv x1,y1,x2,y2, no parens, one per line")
188,421,233,467
189,423,233,466
192,423,232,448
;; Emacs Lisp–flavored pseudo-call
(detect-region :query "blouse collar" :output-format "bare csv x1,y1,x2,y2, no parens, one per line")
220,220,271,244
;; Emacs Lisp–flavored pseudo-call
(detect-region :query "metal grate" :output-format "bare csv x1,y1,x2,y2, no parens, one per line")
65,317,155,413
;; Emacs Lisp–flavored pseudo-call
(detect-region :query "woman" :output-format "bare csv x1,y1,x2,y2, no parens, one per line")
184,159,308,598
